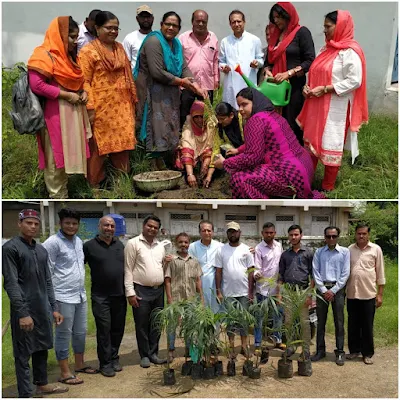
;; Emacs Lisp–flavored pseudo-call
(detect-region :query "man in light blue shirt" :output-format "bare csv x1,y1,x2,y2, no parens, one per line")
189,220,223,314
311,226,350,366
43,208,97,385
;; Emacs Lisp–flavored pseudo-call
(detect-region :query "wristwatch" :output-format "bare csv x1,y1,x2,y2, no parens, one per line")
324,86,328,94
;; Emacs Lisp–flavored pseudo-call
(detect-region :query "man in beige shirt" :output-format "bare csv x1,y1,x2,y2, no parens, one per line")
347,223,385,365
124,215,169,368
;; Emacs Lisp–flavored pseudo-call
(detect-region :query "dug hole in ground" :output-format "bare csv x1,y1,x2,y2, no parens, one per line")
2,332,397,398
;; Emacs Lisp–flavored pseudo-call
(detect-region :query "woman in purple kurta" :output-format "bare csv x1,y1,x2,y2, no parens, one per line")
213,88,324,199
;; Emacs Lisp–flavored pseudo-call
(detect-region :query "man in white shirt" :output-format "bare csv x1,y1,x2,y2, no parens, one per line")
215,222,254,358
123,5,154,72
249,222,284,361
77,9,101,53
219,10,264,109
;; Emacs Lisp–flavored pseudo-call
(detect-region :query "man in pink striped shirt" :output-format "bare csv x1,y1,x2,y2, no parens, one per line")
179,10,219,128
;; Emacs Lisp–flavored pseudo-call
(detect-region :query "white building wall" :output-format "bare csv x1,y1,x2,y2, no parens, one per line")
2,2,398,114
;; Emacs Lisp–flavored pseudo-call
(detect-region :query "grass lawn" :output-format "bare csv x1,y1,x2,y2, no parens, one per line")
2,260,398,388
2,66,398,199
325,258,398,346
1,266,135,388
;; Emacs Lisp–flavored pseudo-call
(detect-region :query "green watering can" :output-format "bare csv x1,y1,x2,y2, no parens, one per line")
234,64,291,107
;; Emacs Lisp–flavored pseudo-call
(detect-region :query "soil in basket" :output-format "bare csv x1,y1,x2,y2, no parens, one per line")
136,171,180,181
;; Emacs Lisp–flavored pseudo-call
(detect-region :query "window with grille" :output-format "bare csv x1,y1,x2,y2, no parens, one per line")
138,213,152,219
79,212,103,218
225,215,257,221
276,215,294,222
121,213,137,218
170,213,204,220
312,216,330,222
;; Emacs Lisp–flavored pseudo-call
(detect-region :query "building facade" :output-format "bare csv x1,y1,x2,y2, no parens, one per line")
2,2,398,114
2,200,355,242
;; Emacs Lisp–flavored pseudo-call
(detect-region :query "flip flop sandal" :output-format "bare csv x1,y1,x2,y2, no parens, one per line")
58,375,84,385
75,366,100,374
36,384,71,394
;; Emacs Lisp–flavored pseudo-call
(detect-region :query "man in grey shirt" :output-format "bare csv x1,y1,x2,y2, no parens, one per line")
43,208,98,385
277,225,314,366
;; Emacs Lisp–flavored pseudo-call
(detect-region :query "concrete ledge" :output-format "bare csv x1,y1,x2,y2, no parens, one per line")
386,83,398,92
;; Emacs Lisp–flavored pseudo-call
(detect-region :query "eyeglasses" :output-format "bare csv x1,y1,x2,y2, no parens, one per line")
163,22,180,29
102,26,121,32
325,235,338,239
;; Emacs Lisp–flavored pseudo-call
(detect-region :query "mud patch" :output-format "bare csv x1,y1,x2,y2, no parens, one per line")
156,174,232,199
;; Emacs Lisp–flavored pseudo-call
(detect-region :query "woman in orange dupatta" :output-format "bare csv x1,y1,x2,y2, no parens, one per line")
79,11,137,189
28,16,92,199
297,10,368,192
264,2,315,145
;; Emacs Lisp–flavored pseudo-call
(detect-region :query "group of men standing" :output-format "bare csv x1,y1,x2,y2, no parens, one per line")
77,5,265,117
3,208,385,397
214,221,385,369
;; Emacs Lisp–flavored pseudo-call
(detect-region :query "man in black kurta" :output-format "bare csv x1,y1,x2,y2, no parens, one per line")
2,210,68,398
83,215,127,377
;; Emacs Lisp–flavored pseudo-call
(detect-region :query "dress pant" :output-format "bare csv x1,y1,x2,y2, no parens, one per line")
15,350,48,398
92,295,127,369
87,137,130,186
180,89,214,129
282,83,305,146
347,298,376,358
132,284,164,359
316,287,345,353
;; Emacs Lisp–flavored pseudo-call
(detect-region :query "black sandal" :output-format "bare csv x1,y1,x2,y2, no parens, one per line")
57,375,83,385
75,366,99,374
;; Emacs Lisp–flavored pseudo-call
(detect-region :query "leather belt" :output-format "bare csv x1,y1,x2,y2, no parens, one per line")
134,283,163,290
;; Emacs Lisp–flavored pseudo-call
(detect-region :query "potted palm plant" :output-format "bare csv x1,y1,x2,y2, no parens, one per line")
277,284,320,378
180,297,222,381
220,297,256,377
152,301,185,385
248,294,279,379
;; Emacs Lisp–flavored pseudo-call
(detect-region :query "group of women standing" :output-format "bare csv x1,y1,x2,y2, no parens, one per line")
27,3,368,199
28,12,137,198
261,3,367,193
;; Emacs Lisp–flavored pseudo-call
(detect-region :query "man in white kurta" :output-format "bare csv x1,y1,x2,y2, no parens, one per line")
219,11,264,109
188,221,223,314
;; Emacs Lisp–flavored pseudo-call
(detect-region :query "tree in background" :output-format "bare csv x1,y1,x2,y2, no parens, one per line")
343,201,397,259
